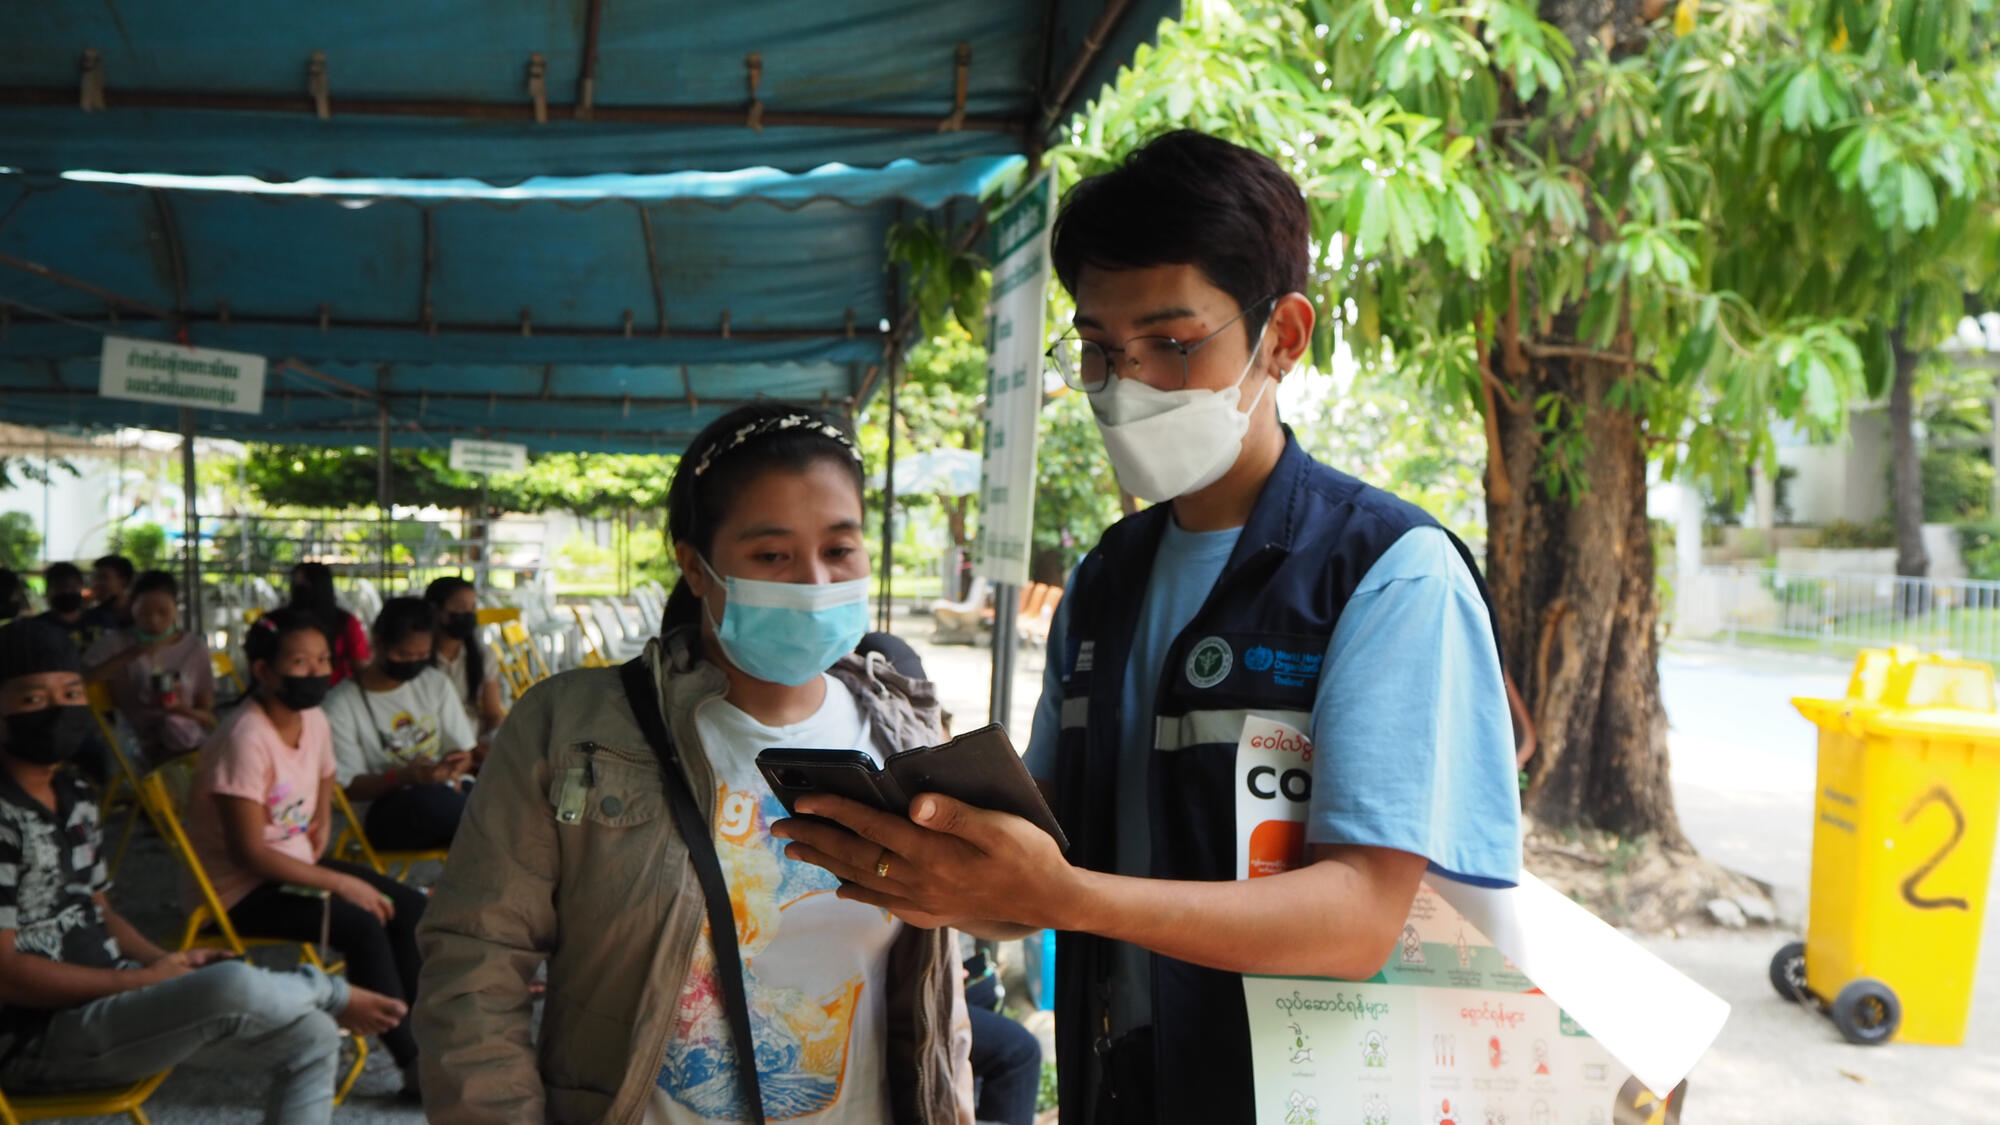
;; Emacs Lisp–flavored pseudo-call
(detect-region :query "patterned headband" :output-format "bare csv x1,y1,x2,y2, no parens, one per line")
690,412,862,478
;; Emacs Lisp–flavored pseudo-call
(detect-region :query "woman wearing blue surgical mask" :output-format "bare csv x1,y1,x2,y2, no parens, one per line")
413,403,974,1125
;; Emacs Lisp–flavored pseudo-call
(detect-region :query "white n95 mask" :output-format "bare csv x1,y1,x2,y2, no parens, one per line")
1088,322,1272,503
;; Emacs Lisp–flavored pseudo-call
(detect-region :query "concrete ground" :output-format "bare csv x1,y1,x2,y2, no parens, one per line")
61,625,2000,1123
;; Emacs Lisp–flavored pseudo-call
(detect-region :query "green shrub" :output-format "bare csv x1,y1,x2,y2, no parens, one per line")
0,512,40,571
1959,521,2000,581
1922,450,1992,522
111,522,168,571
1815,518,1896,549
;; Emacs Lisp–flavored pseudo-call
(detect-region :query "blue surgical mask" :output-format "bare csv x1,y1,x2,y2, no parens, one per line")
699,557,870,686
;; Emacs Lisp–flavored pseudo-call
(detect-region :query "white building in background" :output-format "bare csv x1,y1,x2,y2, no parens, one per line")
0,425,236,568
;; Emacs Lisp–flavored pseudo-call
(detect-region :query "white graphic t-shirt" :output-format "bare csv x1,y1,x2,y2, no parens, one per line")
323,667,479,786
645,676,901,1125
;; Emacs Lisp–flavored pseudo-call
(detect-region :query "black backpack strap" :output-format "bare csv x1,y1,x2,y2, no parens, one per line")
618,657,765,1125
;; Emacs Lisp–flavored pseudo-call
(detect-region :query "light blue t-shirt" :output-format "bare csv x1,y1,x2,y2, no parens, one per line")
1024,523,1521,1032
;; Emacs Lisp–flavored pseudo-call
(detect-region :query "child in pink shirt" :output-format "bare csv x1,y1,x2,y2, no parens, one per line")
185,609,429,1101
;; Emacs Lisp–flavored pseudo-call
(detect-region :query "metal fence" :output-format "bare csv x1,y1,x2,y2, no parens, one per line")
1669,566,2000,664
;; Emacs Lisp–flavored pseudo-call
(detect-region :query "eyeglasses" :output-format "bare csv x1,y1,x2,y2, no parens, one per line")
1046,295,1276,393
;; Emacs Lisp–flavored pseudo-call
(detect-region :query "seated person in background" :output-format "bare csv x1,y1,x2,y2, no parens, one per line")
89,555,135,631
38,562,109,655
323,597,477,853
187,609,427,1104
286,564,369,687
421,578,504,756
83,570,216,767
0,617,405,1125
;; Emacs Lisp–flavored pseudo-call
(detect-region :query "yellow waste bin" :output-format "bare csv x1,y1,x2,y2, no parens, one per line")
1773,647,2000,1045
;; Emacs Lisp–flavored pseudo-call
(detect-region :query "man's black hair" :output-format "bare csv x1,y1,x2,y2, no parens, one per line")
131,570,178,601
44,562,83,587
1051,129,1310,339
92,555,135,584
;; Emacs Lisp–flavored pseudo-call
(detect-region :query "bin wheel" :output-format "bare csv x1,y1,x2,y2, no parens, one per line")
1768,941,1811,1003
1830,979,1901,1045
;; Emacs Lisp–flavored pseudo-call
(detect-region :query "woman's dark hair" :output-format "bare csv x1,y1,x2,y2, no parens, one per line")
371,596,437,651
289,561,358,633
423,576,484,700
661,402,865,633
131,569,178,601
1050,129,1309,340
243,607,325,680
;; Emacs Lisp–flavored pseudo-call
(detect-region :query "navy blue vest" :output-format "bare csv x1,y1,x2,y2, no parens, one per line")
1048,432,1498,1123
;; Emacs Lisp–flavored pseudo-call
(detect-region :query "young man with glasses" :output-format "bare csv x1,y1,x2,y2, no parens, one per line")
774,130,1521,1124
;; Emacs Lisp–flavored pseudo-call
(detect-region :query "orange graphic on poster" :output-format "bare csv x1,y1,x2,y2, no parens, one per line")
1247,819,1307,878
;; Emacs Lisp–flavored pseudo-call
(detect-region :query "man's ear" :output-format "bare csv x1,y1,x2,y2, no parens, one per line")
1265,292,1316,380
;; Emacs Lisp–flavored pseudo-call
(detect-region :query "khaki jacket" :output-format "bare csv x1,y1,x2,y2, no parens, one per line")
414,631,975,1125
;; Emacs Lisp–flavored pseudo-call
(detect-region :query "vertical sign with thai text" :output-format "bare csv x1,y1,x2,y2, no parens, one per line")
974,173,1055,587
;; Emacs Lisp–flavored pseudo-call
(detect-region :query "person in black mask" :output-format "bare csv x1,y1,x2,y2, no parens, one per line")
37,563,109,656
321,598,476,854
286,563,370,688
421,577,504,760
0,617,407,1121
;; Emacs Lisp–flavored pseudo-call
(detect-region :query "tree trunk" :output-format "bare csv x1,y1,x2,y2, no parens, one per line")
1888,330,1929,579
1486,317,1687,848
1482,0,1686,845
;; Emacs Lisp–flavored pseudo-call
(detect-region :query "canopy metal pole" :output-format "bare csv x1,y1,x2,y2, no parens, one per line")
878,351,899,633
987,584,1018,730
40,432,50,569
180,408,201,636
377,404,391,590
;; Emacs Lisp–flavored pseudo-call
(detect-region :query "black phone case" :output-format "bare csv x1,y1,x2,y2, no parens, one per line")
755,725,1068,852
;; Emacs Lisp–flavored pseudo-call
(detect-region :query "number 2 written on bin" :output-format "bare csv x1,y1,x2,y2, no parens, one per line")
1900,786,1970,913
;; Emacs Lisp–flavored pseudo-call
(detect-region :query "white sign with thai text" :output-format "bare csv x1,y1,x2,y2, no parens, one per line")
448,438,528,475
99,335,266,415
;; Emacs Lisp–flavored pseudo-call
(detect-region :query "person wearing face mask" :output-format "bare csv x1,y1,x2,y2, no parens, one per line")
187,609,426,1103
0,617,405,1124
777,132,1521,1125
286,563,371,688
83,569,217,767
413,403,973,1125
322,598,477,855
38,562,110,656
422,577,505,758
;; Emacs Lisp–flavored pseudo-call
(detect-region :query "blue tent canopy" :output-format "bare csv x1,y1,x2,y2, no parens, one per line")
0,1,1177,182
0,0,1180,456
0,158,1011,451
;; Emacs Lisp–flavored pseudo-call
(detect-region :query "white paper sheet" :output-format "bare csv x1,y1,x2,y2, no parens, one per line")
1431,872,1731,1097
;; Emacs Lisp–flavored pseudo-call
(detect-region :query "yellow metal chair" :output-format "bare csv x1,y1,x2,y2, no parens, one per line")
84,683,160,882
568,606,613,668
499,619,553,686
0,1072,169,1124
328,784,449,883
131,771,368,1104
210,650,247,696
492,625,536,697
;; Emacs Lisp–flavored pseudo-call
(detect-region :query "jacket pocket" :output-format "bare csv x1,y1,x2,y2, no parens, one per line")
546,741,666,828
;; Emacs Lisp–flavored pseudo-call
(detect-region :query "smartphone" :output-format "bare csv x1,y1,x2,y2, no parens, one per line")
757,749,903,832
756,725,1067,851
